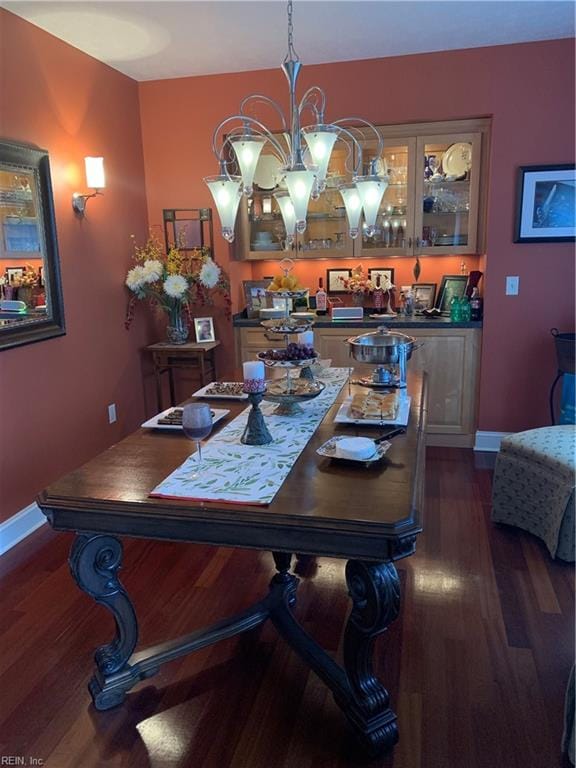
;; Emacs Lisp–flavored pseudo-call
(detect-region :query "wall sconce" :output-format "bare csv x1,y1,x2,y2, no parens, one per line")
72,157,105,215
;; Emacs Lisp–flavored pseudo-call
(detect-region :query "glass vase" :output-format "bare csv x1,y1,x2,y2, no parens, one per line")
351,292,365,308
166,304,189,344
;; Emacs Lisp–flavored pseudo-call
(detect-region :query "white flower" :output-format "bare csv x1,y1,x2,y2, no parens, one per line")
141,259,163,283
199,258,220,289
163,274,188,299
126,265,146,292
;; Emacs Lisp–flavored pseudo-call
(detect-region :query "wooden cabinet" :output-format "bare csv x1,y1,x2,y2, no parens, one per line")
236,324,481,448
233,118,490,261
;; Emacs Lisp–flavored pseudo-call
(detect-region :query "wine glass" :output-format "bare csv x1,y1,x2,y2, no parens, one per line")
182,403,213,477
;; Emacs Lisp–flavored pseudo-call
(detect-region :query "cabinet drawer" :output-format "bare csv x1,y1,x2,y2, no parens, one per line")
241,329,285,345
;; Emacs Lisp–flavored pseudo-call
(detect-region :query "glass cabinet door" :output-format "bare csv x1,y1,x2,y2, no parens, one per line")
245,142,353,260
414,132,481,255
356,138,416,257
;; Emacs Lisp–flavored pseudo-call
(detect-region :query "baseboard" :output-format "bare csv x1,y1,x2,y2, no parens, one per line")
0,502,46,556
474,431,511,452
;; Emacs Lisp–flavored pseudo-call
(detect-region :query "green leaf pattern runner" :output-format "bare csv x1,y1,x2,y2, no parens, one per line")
150,367,352,505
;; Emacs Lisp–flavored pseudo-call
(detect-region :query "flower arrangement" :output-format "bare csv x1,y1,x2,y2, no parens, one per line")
339,265,374,294
20,264,40,287
125,231,231,343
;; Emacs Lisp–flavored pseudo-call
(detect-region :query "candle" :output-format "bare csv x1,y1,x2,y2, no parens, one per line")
243,360,266,393
297,331,314,346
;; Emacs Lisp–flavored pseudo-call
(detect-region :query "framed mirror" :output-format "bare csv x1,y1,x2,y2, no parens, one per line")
0,140,65,350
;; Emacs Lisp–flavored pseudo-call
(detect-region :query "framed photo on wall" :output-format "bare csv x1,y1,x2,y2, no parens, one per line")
514,164,575,242
5,267,24,283
436,275,468,315
242,280,270,318
194,317,216,343
411,283,437,312
326,268,351,293
368,268,395,287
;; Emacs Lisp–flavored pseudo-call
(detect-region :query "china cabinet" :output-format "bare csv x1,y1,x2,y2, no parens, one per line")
233,118,490,261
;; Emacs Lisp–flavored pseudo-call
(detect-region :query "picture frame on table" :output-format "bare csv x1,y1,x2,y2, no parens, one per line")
514,164,575,243
326,268,351,294
436,275,468,315
5,267,24,282
412,283,437,312
368,268,395,287
242,280,270,318
194,317,216,343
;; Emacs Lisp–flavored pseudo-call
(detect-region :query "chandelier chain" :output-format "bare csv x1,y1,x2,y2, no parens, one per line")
285,0,299,63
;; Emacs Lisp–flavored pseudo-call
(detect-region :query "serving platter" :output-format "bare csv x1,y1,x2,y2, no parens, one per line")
142,407,230,431
334,396,411,426
192,382,248,400
442,142,472,177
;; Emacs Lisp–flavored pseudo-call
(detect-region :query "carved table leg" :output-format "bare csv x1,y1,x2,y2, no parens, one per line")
341,560,401,756
69,534,138,711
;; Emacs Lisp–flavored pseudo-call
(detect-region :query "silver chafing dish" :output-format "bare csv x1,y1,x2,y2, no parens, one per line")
347,326,419,388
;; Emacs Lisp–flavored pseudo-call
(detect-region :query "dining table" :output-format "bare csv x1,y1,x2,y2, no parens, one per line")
38,367,427,758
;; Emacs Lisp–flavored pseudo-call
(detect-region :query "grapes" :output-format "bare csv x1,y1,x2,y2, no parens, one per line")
259,344,318,362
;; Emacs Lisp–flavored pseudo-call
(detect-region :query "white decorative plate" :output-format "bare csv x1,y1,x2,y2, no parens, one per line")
142,407,230,430
254,155,283,190
316,435,391,463
442,143,472,177
334,396,411,426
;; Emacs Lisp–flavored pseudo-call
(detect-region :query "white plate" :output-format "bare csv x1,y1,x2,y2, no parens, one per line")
142,407,230,430
254,155,283,190
192,383,248,400
442,142,472,177
316,436,391,463
334,395,411,426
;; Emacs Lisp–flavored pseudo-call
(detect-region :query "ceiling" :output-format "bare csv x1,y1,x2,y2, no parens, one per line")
2,1,575,82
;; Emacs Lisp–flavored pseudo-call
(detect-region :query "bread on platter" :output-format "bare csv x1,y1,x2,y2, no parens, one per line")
350,391,399,420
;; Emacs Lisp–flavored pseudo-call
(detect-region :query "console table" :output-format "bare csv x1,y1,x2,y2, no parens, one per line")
146,340,220,410
38,371,427,757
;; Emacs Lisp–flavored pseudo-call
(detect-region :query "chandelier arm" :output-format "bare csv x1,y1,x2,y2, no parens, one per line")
298,86,326,123
211,115,289,168
332,118,384,168
239,94,288,133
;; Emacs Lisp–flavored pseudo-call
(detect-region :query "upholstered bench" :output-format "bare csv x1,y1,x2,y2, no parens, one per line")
491,426,576,562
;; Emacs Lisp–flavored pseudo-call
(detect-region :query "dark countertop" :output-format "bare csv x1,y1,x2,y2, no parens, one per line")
233,311,482,330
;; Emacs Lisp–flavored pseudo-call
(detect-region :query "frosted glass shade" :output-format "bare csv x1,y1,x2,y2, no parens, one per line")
302,126,338,193
338,182,362,239
85,157,105,189
355,175,388,237
282,167,317,233
230,136,266,195
273,191,296,240
204,175,243,242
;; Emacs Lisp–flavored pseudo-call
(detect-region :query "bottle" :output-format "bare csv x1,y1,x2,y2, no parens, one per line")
315,277,327,316
372,275,384,312
470,287,483,321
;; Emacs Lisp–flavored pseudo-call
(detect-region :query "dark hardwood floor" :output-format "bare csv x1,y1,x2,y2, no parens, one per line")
0,447,573,768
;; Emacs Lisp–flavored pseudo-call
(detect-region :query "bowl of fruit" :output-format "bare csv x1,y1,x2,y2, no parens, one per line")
258,342,318,368
266,257,308,298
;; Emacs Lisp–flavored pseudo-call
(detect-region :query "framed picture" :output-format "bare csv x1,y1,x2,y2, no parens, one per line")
514,164,575,243
326,268,351,294
368,268,395,287
436,275,468,314
5,267,24,283
242,280,270,318
194,317,216,343
412,282,437,312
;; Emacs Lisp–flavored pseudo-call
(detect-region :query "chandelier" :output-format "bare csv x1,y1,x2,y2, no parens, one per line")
204,0,387,245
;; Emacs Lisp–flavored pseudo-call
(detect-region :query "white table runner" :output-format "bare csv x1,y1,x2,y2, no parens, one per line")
150,367,351,505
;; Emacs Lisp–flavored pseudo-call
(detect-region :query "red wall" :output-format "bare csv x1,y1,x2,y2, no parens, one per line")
139,38,575,433
0,10,151,523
